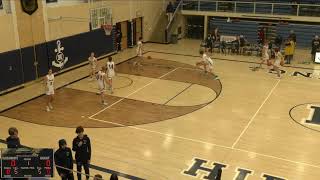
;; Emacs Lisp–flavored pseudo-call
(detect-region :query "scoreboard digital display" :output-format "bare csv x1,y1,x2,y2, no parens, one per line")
1,148,54,178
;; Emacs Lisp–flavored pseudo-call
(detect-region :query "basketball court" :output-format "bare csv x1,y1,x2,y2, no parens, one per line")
1,40,320,179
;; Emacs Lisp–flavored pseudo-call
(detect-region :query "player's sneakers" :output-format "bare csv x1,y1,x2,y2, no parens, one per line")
46,106,50,112
49,104,53,110
103,102,108,106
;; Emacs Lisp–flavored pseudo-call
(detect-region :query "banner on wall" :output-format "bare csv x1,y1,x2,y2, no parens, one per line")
20,0,38,15
51,40,69,69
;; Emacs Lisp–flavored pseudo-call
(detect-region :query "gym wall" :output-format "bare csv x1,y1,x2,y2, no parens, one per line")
0,14,16,53
47,0,169,41
0,0,169,93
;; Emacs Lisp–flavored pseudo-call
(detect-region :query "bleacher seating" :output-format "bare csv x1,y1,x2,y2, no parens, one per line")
208,17,317,48
209,18,258,43
276,24,318,47
183,0,320,17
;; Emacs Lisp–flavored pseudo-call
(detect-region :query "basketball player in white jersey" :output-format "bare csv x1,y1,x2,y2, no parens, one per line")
106,56,115,94
97,66,108,105
44,69,55,112
133,37,143,72
88,52,97,80
271,48,284,78
258,41,270,69
197,50,218,79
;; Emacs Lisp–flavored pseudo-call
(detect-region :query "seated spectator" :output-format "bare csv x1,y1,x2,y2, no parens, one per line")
213,27,220,42
6,127,21,148
54,139,74,180
205,34,214,53
166,2,174,22
232,35,240,54
284,38,295,64
311,35,320,62
220,41,227,55
239,35,247,55
110,173,118,180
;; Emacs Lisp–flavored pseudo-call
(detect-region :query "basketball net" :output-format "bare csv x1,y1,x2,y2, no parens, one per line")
102,24,112,36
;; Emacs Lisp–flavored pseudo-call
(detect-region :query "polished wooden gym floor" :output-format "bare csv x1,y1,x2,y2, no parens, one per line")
1,39,320,179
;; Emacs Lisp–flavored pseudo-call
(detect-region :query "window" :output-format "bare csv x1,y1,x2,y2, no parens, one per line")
90,7,112,30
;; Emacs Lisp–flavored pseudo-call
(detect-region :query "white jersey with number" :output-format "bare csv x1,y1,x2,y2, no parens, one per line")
137,41,143,56
203,53,213,69
262,45,269,60
89,57,97,70
97,71,106,92
274,52,282,67
46,74,54,95
107,61,115,78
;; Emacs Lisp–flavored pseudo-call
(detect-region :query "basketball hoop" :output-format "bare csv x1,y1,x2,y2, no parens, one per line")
102,24,112,35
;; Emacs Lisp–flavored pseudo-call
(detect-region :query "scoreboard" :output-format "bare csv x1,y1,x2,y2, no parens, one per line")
1,148,54,178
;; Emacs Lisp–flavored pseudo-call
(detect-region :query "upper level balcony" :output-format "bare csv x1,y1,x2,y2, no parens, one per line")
181,0,320,22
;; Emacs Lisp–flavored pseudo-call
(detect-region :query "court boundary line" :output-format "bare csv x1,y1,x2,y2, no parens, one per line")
163,83,194,105
89,67,180,118
231,79,281,148
87,116,320,170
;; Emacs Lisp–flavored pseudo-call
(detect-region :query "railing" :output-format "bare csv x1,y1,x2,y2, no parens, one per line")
181,0,320,17
165,0,183,43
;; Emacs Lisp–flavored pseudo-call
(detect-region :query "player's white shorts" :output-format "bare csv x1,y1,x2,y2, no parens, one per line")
98,83,106,93
108,71,115,79
90,65,96,71
137,50,142,57
274,60,280,67
46,86,54,95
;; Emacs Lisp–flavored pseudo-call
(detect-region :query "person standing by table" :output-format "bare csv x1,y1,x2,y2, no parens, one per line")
72,126,91,180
